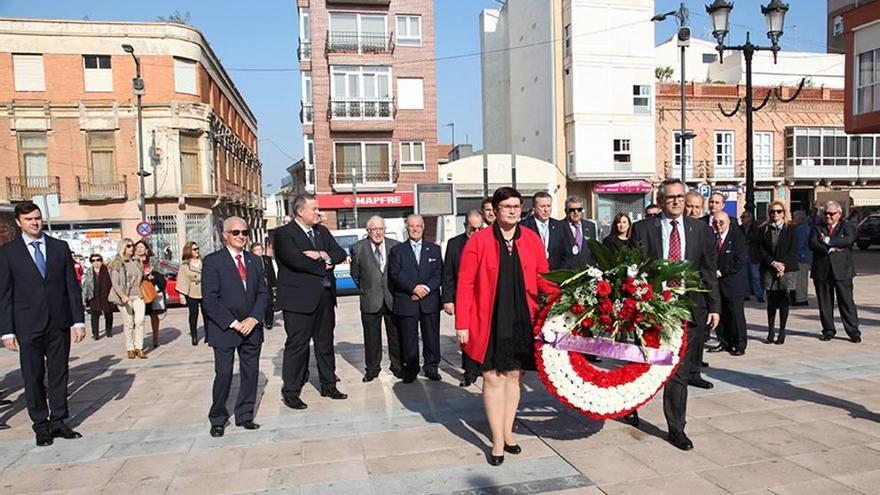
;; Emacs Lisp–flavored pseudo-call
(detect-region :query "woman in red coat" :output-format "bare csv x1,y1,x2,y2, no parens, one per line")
455,187,558,466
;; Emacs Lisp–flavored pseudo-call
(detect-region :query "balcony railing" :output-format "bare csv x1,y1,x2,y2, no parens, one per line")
6,175,60,202
664,160,699,182
298,39,311,60
329,98,395,120
329,161,399,188
788,158,880,179
326,31,394,54
664,160,784,182
300,102,313,124
76,176,127,201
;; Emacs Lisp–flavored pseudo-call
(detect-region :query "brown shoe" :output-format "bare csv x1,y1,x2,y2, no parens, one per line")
135,349,148,359
127,350,136,359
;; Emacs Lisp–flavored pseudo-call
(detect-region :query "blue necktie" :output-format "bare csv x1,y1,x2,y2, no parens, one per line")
32,241,47,278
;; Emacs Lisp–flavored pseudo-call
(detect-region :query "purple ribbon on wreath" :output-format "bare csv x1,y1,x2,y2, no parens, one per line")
540,331,674,365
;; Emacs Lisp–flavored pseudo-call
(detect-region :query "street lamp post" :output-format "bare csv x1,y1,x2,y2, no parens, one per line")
122,44,148,223
706,0,790,215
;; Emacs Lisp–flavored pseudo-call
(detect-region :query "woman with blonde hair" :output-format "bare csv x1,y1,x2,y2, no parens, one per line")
756,200,799,344
177,241,204,346
109,238,147,359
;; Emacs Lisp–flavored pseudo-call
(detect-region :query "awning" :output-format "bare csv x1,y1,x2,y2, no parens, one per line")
848,189,880,206
593,180,654,194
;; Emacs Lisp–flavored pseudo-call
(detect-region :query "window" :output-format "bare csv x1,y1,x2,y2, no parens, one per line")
13,54,45,91
833,16,844,37
400,141,425,171
714,131,735,170
397,78,424,110
329,13,388,53
174,58,198,95
564,24,572,56
83,55,112,92
753,132,774,175
88,132,116,184
331,66,392,118
180,133,201,191
633,85,650,114
789,127,880,169
673,131,694,179
334,142,392,182
567,150,575,172
19,132,48,178
304,135,316,188
613,139,631,170
299,8,311,60
396,15,422,46
301,71,313,124
857,49,880,114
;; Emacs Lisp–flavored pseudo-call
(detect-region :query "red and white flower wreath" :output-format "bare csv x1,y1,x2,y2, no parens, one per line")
533,293,688,421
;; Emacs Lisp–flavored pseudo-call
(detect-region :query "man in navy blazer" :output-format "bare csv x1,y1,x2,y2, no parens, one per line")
0,201,86,446
708,212,749,356
201,217,269,437
389,214,443,383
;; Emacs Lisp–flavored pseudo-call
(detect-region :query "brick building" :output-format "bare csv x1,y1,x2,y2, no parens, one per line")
296,0,438,229
0,18,262,260
656,81,880,220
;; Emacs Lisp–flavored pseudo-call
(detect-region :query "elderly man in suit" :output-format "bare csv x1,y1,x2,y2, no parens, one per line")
561,195,597,269
202,217,269,437
389,214,443,383
275,193,348,410
350,215,401,382
0,201,86,446
810,201,861,343
630,178,721,451
521,191,567,270
443,210,484,387
708,212,749,356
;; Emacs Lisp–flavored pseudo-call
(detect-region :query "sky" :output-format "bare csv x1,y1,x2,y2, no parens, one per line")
0,0,828,191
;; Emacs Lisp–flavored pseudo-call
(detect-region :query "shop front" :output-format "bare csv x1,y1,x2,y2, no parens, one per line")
593,180,654,238
316,192,415,230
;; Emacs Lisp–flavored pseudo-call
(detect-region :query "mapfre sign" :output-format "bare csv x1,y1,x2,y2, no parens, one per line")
316,193,414,209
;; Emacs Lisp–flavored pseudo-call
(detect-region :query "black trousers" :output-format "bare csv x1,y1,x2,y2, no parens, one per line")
209,339,262,427
264,289,276,329
89,310,113,337
396,311,440,379
281,289,337,398
815,278,860,339
720,295,747,351
664,319,701,435
186,297,202,341
361,304,401,375
687,319,707,380
19,326,71,433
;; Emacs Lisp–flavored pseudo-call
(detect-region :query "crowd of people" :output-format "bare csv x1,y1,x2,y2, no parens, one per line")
0,185,865,463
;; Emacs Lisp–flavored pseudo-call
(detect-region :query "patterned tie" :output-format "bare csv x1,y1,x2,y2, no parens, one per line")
374,244,383,270
716,233,723,254
307,229,316,248
572,222,583,250
235,254,247,283
32,241,46,278
669,220,682,287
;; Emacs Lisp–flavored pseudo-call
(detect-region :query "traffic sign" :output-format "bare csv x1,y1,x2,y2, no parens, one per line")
698,184,712,199
136,221,154,237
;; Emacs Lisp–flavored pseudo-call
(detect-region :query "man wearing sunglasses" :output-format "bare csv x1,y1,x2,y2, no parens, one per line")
560,195,597,269
809,201,861,343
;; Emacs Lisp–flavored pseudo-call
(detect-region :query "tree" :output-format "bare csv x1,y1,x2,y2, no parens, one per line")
655,66,674,83
157,10,192,25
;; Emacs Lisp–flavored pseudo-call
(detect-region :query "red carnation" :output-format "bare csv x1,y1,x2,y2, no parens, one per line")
599,314,612,326
662,290,672,301
581,317,595,328
596,280,612,297
598,298,614,314
570,304,586,315
642,285,654,301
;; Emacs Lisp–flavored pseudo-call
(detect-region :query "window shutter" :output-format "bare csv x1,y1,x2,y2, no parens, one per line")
174,58,198,95
397,78,424,110
13,54,46,91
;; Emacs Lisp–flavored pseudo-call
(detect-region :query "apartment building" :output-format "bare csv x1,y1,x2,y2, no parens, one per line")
0,18,262,259
296,0,438,230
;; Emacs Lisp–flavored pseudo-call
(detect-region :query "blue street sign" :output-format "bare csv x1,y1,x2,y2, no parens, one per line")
136,221,154,237
698,184,712,199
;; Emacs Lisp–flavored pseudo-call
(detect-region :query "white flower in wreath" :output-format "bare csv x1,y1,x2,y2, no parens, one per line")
586,266,604,279
627,264,639,278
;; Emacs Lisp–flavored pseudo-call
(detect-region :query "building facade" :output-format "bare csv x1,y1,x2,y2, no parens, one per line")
0,18,262,260
296,0,438,230
829,0,880,54
843,0,880,134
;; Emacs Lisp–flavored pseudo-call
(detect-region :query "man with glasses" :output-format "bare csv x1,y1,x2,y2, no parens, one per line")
809,201,861,343
709,212,749,356
561,195,597,270
630,179,720,450
350,215,402,382
202,217,269,437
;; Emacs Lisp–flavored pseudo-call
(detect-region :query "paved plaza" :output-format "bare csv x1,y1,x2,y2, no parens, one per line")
1,250,879,494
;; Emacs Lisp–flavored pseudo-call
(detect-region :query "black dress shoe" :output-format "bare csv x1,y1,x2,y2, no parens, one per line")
282,396,308,410
0,422,10,431
0,398,12,406
391,369,403,379
623,410,640,427
50,425,82,439
425,371,441,381
701,361,709,368
209,426,225,437
820,334,833,341
729,349,745,356
362,373,378,383
706,345,728,353
667,432,694,451
402,375,417,384
851,336,862,343
488,453,504,466
191,337,198,346
320,387,348,400
459,377,474,387
236,420,260,430
504,444,522,455
35,431,54,447
688,377,714,390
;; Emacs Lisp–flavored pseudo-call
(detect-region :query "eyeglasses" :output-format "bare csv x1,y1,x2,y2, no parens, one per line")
769,209,784,214
824,211,840,217
90,258,101,262
566,207,583,213
498,204,522,211
125,244,133,248
227,229,250,237
192,246,200,250
664,195,686,203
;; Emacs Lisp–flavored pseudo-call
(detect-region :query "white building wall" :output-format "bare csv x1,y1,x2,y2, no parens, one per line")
480,10,511,154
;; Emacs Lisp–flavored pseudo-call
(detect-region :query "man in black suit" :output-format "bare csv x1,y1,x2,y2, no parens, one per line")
250,242,277,329
389,214,443,383
275,193,348,410
442,210,484,387
708,212,749,356
630,178,721,451
810,201,861,343
0,201,86,446
202,217,269,437
521,191,567,270
350,215,401,382
561,195,597,269
702,192,741,233
480,197,496,226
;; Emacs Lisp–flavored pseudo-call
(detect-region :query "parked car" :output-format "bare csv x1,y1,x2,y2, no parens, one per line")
156,260,182,306
857,214,880,250
331,228,402,295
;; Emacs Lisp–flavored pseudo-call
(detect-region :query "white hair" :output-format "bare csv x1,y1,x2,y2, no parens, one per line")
405,214,424,225
223,216,247,231
366,215,386,229
824,200,842,211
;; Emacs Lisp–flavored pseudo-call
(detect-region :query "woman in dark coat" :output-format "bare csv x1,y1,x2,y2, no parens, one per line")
756,200,799,344
82,254,115,339
602,212,632,253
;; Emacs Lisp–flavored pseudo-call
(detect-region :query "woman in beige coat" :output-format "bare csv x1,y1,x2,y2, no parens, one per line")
177,241,204,346
110,238,147,359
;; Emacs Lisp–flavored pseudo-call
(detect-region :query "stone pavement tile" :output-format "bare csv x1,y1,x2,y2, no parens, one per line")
544,487,606,495
543,423,665,456
782,420,878,449
830,415,880,440
240,440,304,470
360,424,473,458
1,459,126,492
300,435,364,464
769,401,855,423
365,445,485,476
191,428,278,449
0,443,32,470
109,452,186,483
598,473,729,495
27,478,172,495
788,445,880,477
686,431,775,466
736,426,828,457
268,459,369,489
699,391,790,413
103,436,194,459
831,469,880,494
698,459,823,493
563,446,661,486
827,378,880,396
766,478,865,495
689,395,742,418
9,441,112,468
620,439,720,474
166,467,270,495
174,446,245,478
702,410,796,433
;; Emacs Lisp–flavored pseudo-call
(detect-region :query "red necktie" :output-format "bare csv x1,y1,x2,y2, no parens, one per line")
668,220,682,261
828,224,835,237
236,254,246,282
716,234,723,254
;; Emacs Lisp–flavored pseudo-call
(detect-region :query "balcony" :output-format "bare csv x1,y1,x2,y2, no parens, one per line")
664,160,700,183
300,102,313,125
6,176,60,202
787,158,880,181
326,31,393,55
330,161,399,193
328,98,396,132
298,39,311,61
76,176,127,201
